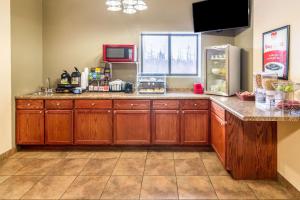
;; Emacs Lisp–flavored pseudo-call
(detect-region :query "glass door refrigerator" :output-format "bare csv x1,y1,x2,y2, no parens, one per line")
205,45,241,96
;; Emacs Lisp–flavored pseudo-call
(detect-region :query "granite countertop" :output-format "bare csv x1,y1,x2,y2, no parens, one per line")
16,91,211,100
16,92,300,122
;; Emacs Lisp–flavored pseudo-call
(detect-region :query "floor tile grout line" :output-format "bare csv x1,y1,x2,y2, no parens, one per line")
97,174,112,200
207,175,221,200
99,151,121,200
199,152,209,176
139,151,148,200
174,153,180,200
58,156,91,200
18,175,46,200
58,175,79,200
245,181,259,200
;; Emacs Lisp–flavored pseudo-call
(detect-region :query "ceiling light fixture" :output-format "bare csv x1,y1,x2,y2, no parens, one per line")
106,0,148,14
107,5,122,11
134,0,147,11
106,0,121,6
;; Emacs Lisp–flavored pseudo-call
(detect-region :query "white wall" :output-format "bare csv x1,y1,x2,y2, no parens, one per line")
11,0,44,146
42,0,234,89
253,0,300,190
0,0,12,154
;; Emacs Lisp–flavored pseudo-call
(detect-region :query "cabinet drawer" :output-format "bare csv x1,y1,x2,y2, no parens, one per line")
16,100,44,110
180,100,209,110
211,102,225,120
114,100,150,110
75,100,112,109
152,100,179,110
46,100,73,110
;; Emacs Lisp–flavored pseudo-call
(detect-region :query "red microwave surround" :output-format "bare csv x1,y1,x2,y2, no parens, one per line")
103,44,137,62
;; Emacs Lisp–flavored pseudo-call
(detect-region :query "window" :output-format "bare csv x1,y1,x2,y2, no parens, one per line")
141,33,200,76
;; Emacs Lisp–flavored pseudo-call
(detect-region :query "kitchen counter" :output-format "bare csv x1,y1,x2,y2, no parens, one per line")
16,91,300,122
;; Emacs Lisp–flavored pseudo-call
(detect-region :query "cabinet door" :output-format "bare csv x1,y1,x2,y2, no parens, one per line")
114,110,151,145
16,110,44,145
152,110,180,145
45,110,73,145
211,112,226,166
74,110,113,144
181,110,209,145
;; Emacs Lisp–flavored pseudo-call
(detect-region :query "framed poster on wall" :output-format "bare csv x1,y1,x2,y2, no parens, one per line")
263,25,290,80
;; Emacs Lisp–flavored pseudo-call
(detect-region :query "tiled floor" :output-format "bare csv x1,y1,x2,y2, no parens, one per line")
0,149,298,200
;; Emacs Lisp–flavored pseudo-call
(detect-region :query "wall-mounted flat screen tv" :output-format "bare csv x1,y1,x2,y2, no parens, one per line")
193,0,250,33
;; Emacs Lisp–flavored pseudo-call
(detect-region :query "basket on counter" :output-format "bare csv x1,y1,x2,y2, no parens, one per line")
236,92,255,101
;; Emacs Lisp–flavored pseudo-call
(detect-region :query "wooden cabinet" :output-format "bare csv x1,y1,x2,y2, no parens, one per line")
152,100,180,110
181,110,209,145
226,112,277,179
211,102,227,167
114,110,151,145
45,110,73,145
16,100,44,110
180,100,209,110
114,100,151,110
74,110,113,144
75,100,112,109
15,98,278,180
16,110,44,145
211,112,226,166
45,100,73,110
152,110,180,145
211,102,225,120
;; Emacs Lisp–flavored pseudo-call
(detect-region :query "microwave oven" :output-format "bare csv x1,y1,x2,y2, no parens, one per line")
103,44,137,62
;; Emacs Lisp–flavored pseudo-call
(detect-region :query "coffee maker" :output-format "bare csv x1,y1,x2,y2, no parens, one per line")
56,67,81,93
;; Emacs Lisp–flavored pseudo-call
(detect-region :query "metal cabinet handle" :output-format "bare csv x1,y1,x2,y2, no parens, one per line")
40,111,43,114
56,103,60,106
91,103,96,106
108,110,111,113
194,104,198,106
27,103,31,106
164,104,168,106
131,104,134,106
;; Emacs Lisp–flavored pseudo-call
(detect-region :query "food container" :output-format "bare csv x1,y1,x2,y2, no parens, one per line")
109,80,125,92
137,75,166,94
255,88,266,104
272,81,300,111
273,81,294,101
253,71,263,89
276,100,300,111
261,72,278,91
